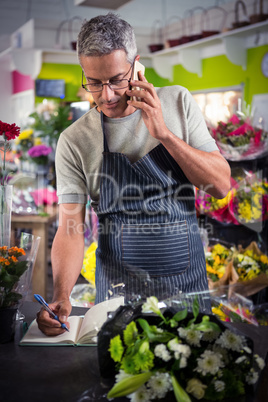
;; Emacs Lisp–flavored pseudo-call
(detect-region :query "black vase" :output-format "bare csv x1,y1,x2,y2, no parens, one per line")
0,307,18,343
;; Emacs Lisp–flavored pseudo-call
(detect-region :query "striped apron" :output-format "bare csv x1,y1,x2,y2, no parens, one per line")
95,113,210,311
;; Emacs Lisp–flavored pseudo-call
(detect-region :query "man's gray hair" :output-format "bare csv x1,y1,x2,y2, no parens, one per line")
77,13,137,64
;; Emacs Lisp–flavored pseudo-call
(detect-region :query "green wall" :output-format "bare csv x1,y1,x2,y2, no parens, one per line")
36,63,81,104
145,44,268,105
37,45,268,106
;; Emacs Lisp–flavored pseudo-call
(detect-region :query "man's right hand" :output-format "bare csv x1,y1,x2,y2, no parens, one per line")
36,299,72,336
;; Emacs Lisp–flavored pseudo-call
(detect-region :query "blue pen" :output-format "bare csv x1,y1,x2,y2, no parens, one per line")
34,294,69,332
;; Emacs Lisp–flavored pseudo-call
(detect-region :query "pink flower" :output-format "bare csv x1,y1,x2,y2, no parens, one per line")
227,123,253,136
31,188,58,206
229,114,240,125
28,144,52,158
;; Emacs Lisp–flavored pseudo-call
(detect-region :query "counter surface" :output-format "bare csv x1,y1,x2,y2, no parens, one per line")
0,302,268,402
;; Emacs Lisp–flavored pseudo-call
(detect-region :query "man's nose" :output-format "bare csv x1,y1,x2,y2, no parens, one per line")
101,83,114,100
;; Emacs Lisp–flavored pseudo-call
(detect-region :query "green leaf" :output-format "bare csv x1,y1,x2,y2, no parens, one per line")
107,372,152,398
171,375,191,402
137,319,173,343
192,295,199,319
173,308,188,322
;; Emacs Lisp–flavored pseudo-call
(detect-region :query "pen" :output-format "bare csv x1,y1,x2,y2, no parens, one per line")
34,294,69,332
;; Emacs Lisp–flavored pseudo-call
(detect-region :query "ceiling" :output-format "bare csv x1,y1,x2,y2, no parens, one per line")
0,0,237,42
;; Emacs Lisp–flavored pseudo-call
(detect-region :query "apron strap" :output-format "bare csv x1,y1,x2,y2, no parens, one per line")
101,111,110,153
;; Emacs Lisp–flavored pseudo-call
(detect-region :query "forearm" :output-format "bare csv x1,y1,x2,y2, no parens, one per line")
51,229,85,301
160,129,231,199
51,203,86,302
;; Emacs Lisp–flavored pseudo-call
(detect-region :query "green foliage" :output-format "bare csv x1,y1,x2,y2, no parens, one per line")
29,105,71,146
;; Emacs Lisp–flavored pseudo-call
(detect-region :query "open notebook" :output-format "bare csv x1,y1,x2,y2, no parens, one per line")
20,296,124,346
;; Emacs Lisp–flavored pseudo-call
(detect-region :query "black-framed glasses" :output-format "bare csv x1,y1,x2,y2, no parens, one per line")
82,64,133,93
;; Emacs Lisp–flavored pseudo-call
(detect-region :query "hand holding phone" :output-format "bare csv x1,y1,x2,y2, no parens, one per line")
131,60,145,101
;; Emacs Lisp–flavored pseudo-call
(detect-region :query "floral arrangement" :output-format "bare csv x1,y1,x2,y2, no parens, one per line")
0,246,28,308
0,120,20,185
14,128,34,161
205,243,233,283
196,171,268,225
211,113,268,161
107,296,265,401
28,144,52,165
205,242,268,298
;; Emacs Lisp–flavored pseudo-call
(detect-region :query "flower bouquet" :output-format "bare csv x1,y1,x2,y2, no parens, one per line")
196,170,268,226
229,172,268,225
28,144,52,165
99,296,265,402
0,232,40,343
206,241,268,298
211,112,268,161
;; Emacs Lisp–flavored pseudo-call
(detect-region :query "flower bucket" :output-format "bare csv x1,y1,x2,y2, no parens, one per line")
0,184,13,248
0,306,18,343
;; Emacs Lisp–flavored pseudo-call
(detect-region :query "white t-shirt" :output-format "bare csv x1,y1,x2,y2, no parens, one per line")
56,85,218,210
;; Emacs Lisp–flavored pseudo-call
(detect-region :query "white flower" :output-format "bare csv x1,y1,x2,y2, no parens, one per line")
142,296,160,315
178,327,202,346
214,380,225,392
115,369,132,383
246,369,259,385
202,330,220,342
168,339,191,358
195,350,224,376
235,356,247,364
186,378,207,400
128,385,151,402
255,355,265,370
243,346,252,354
154,344,172,362
216,330,245,352
179,356,187,368
147,372,172,399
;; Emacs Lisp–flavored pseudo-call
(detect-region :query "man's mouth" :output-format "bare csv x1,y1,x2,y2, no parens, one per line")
104,101,119,109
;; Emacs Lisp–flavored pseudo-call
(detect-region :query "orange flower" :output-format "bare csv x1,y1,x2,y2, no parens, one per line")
8,247,26,256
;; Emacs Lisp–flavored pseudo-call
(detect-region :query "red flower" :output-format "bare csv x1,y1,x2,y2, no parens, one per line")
0,120,20,140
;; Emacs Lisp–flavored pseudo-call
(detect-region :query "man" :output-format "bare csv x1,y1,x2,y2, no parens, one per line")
37,13,230,335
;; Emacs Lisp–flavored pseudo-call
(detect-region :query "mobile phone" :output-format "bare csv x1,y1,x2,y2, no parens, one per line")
131,60,145,101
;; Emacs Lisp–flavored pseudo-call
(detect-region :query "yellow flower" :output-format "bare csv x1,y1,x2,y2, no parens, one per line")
15,129,33,143
81,242,97,286
212,306,228,321
260,255,268,264
34,137,42,145
238,200,252,221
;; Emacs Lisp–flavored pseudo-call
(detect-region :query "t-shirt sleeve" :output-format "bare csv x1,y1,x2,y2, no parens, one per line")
182,88,219,152
55,131,88,204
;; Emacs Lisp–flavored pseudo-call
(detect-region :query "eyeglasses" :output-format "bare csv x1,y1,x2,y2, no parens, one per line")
82,64,133,93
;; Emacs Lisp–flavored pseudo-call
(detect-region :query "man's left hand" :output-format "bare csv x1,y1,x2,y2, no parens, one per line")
126,72,168,141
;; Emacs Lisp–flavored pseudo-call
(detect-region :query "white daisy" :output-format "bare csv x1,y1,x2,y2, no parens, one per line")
214,380,225,392
195,350,224,376
179,356,187,368
235,356,247,364
202,330,220,342
154,344,172,362
255,355,265,370
216,330,245,352
128,385,151,402
246,369,259,385
147,372,172,399
178,327,202,346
